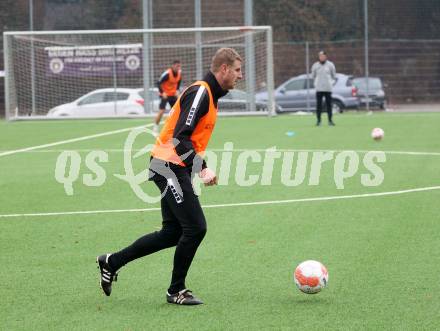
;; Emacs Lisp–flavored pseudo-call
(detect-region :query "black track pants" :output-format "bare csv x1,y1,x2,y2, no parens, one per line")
109,173,206,294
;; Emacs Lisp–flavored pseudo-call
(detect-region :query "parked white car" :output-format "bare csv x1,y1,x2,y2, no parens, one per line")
47,88,163,117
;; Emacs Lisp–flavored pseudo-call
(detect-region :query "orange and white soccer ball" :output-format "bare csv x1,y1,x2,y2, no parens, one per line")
371,127,385,140
294,260,328,294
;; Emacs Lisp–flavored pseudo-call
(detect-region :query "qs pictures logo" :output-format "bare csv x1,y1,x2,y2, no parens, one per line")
54,127,387,203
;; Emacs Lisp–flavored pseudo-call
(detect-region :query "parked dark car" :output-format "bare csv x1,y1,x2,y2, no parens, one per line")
352,77,386,109
256,73,359,113
219,89,281,113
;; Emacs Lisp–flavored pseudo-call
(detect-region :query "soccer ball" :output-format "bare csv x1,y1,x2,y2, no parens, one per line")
294,260,328,294
371,127,384,140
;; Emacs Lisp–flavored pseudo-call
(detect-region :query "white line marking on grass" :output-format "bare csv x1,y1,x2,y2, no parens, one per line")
1,185,439,219
209,149,440,157
0,123,153,158
0,207,162,218
0,148,439,156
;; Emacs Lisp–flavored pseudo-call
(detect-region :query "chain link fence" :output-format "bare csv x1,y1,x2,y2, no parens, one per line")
256,0,440,110
1,0,439,116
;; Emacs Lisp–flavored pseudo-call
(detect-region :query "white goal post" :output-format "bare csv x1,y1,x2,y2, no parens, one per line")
3,26,275,120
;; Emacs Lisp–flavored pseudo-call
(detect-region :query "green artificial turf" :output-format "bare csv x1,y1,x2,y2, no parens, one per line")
1,113,439,330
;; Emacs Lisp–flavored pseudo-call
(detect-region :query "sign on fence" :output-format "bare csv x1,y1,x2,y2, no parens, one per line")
44,44,143,77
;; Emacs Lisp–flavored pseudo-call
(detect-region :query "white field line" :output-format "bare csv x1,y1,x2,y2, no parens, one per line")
0,185,439,219
211,149,440,156
0,123,153,158
0,148,439,157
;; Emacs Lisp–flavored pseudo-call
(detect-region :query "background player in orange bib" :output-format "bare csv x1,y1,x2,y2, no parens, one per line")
153,60,182,136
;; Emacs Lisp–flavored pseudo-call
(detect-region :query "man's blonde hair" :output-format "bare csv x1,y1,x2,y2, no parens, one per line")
210,48,242,73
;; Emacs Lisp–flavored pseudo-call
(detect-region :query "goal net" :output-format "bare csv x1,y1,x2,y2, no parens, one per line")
3,26,274,120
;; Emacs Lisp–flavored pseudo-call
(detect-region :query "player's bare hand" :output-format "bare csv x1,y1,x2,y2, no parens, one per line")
199,168,217,186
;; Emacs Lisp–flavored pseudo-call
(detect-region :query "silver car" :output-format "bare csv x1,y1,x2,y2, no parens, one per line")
353,77,386,109
219,89,281,113
257,73,360,113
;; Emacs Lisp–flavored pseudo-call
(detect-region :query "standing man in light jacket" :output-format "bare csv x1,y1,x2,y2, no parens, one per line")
311,51,336,126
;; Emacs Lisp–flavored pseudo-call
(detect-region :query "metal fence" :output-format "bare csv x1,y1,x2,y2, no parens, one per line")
274,39,440,107
1,0,440,116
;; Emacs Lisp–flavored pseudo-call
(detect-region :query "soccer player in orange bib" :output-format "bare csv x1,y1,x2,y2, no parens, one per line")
153,60,182,136
97,48,243,305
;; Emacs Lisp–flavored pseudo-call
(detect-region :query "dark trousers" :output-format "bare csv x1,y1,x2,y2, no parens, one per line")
316,91,332,122
159,95,178,110
109,173,207,294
